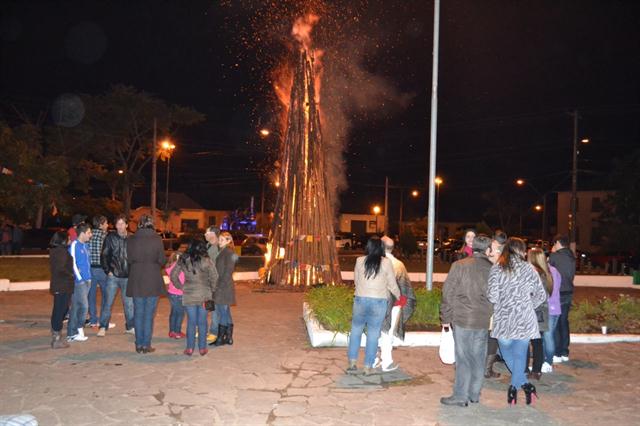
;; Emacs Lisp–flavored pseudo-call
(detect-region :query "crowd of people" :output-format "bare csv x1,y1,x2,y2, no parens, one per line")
48,214,238,356
0,221,23,255
346,229,575,408
440,230,575,407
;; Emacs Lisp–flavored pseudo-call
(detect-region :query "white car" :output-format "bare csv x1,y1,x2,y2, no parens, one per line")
335,235,352,250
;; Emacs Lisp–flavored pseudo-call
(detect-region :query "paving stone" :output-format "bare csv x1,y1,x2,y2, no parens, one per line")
273,401,308,417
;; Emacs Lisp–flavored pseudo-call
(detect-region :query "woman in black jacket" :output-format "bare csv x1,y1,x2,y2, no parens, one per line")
49,231,74,349
213,232,238,346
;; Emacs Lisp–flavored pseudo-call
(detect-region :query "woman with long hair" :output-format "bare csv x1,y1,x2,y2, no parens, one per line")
525,248,555,379
457,229,476,260
213,232,238,346
488,237,547,405
49,231,74,349
347,237,401,375
170,240,218,356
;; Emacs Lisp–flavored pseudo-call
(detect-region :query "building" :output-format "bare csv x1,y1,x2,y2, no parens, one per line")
338,213,387,235
130,193,227,233
556,190,613,252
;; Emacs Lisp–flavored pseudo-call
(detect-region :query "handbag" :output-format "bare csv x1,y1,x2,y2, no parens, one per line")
439,326,455,365
204,299,216,311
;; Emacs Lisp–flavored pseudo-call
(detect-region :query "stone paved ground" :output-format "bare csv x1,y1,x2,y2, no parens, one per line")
1,284,639,426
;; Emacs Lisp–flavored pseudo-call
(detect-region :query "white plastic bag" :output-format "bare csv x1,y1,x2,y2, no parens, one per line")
439,326,455,364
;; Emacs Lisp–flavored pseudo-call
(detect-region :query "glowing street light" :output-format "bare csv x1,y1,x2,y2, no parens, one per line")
411,189,419,197
435,176,443,186
534,204,543,212
372,205,381,233
117,169,124,175
259,128,271,137
581,138,590,144
160,139,176,212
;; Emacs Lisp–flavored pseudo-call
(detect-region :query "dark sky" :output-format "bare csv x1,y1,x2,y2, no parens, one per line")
2,1,639,228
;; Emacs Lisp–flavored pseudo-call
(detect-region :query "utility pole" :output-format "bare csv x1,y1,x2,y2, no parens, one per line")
151,118,157,220
426,0,440,291
384,176,389,234
570,110,578,254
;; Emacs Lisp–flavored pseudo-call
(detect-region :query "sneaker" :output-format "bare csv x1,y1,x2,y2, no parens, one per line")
124,328,135,335
440,396,469,407
552,356,564,364
88,323,99,328
372,357,382,368
169,332,176,339
68,334,88,342
381,363,399,372
363,366,379,376
541,362,553,373
97,327,106,337
108,323,116,329
346,361,358,375
561,356,570,362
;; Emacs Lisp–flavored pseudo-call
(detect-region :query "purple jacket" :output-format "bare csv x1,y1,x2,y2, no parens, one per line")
548,265,562,316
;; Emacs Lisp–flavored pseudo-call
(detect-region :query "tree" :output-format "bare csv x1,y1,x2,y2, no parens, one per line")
51,85,204,216
481,190,520,234
0,123,69,225
598,149,640,254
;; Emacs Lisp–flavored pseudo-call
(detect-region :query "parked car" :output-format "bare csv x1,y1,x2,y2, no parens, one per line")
335,232,354,250
241,236,268,256
417,237,441,254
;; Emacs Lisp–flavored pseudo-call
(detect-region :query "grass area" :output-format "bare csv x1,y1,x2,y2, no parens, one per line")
570,295,640,333
306,285,443,333
0,257,51,282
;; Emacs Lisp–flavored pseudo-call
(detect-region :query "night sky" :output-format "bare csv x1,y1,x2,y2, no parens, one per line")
2,1,639,229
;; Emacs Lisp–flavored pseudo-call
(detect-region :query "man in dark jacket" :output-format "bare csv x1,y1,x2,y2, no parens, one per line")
98,214,134,336
549,234,575,363
440,234,493,407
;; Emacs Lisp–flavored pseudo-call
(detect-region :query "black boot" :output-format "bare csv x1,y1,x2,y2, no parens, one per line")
214,325,228,346
508,385,517,406
484,354,501,378
522,382,537,405
226,324,234,345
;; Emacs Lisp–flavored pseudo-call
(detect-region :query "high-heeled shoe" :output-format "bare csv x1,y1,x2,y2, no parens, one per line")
183,348,193,356
522,382,537,405
507,385,518,406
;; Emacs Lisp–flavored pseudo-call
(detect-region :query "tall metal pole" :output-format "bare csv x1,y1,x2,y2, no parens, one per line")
384,176,389,234
165,155,171,213
570,110,578,254
151,118,157,220
426,0,440,291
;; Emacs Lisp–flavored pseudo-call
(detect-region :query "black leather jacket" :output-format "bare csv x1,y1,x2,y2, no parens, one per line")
101,231,129,278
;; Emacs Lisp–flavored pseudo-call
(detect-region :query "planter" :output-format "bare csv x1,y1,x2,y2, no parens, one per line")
302,303,640,347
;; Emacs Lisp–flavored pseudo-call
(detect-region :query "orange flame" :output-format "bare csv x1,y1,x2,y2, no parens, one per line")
291,13,320,50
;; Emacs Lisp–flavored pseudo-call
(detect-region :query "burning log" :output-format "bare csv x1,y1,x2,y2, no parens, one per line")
264,47,342,287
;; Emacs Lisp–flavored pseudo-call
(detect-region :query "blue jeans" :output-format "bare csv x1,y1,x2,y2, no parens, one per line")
543,314,560,364
347,296,388,367
209,309,219,334
184,304,208,350
216,304,233,326
168,294,185,333
88,267,107,324
133,296,158,348
67,281,90,336
555,293,573,357
100,276,134,330
498,338,530,388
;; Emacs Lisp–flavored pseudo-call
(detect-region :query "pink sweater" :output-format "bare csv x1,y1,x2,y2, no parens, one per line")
165,262,185,296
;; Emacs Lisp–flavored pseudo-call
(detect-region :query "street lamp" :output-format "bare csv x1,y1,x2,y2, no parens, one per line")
259,128,271,137
160,140,176,212
516,178,548,240
434,177,443,240
372,205,381,234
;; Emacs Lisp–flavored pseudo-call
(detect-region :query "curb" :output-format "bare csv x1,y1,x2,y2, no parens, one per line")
302,302,640,347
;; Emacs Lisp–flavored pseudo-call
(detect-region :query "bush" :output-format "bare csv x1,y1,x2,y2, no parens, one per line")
569,295,640,333
306,285,442,333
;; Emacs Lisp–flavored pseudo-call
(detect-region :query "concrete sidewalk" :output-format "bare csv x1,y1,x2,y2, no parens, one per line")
1,284,639,425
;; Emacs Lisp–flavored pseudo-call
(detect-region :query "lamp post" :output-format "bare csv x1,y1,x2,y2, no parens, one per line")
434,177,442,241
516,178,548,241
398,188,419,235
161,140,176,213
373,205,381,234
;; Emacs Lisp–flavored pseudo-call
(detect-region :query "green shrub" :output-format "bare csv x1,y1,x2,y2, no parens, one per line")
569,295,640,333
306,285,443,333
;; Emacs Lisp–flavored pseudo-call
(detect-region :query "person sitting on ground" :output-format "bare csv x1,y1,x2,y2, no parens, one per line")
374,236,415,372
440,234,494,407
171,240,218,356
347,237,400,376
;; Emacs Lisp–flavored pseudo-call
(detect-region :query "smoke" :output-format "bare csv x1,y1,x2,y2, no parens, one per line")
317,37,413,215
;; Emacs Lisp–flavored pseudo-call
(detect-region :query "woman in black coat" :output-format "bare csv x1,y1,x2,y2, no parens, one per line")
126,214,166,353
49,231,74,349
213,231,238,346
